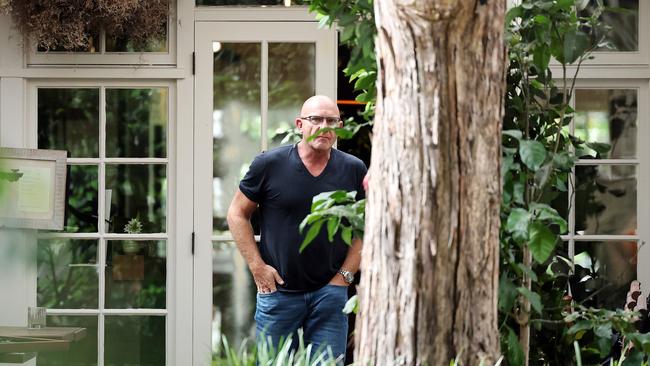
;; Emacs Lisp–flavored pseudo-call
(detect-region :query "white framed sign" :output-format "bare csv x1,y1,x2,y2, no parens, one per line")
0,147,67,230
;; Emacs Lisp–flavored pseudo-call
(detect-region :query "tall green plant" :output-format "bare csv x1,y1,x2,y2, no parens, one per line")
499,1,648,365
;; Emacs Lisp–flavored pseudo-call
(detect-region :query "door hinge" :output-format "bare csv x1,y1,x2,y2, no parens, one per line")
192,52,195,75
191,231,195,255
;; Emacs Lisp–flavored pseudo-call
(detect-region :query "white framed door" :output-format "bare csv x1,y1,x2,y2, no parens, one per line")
193,19,337,365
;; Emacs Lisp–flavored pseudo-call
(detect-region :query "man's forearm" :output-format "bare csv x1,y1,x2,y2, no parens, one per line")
228,214,265,270
340,237,362,274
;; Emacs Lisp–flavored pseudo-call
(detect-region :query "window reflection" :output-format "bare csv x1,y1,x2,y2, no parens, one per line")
106,24,168,53
38,88,100,158
575,165,636,235
579,0,639,52
212,43,261,236
37,316,98,366
64,165,99,233
571,241,637,310
212,242,256,353
106,88,168,158
268,43,315,148
574,89,637,159
105,316,165,366
37,239,98,309
105,164,167,233
105,241,166,309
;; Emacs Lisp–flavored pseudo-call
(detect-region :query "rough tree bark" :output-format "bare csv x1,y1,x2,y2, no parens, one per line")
355,0,506,365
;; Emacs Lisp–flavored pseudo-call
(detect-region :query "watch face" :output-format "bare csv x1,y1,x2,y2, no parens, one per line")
344,272,354,283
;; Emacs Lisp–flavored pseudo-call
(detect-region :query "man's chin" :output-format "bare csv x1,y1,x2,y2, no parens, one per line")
309,138,333,151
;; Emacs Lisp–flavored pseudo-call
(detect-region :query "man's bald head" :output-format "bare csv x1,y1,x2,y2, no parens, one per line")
300,95,340,117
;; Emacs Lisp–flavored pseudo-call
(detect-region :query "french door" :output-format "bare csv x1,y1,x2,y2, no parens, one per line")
193,19,337,365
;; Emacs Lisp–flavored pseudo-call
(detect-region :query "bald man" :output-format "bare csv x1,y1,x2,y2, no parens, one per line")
227,95,367,361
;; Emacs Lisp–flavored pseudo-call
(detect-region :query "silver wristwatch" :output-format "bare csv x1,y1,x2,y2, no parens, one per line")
338,269,354,284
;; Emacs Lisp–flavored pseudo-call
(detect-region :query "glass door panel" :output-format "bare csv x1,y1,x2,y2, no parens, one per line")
36,84,171,366
194,20,337,363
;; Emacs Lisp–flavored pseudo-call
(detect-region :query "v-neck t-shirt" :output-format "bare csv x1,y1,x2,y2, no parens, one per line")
239,144,367,292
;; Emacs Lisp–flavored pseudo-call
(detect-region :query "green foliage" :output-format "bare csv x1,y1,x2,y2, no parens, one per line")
565,305,650,365
342,294,359,315
499,1,650,365
308,0,376,138
213,330,341,366
123,217,143,234
299,190,365,251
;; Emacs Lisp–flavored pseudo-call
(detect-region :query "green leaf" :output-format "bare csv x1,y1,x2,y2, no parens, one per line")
506,208,532,242
528,221,557,263
555,175,568,192
533,46,551,71
517,287,543,314
530,203,568,233
568,320,593,335
499,275,518,313
505,327,525,366
573,252,592,269
553,151,575,170
513,181,525,205
585,142,611,155
341,226,352,245
342,294,358,314
300,220,324,252
505,6,523,24
563,29,591,64
326,217,341,242
533,14,550,25
534,162,552,188
519,140,547,171
503,129,523,140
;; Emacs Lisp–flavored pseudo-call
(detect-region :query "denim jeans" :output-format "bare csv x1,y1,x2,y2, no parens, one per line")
255,284,349,362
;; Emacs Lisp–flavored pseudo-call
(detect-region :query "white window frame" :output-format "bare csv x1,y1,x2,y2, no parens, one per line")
25,1,177,66
571,0,650,66
25,79,178,366
557,78,650,293
193,16,337,366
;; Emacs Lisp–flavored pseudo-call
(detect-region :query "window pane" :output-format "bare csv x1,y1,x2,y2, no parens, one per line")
105,316,165,366
65,165,99,233
579,0,638,52
37,315,98,366
572,241,637,309
106,25,168,53
212,43,261,236
268,43,315,148
574,89,637,159
105,241,166,309
197,0,305,5
106,88,168,158
38,88,99,158
37,239,98,309
212,242,256,352
105,164,167,233
37,32,100,53
575,165,636,235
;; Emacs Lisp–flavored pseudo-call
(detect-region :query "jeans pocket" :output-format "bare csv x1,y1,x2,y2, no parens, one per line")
257,290,279,298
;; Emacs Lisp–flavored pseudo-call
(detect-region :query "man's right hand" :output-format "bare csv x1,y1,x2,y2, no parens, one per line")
251,263,284,294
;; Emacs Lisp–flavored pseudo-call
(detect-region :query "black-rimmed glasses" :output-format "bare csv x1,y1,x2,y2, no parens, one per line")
300,115,341,127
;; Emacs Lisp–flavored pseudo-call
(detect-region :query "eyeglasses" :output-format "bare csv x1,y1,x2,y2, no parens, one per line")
300,115,341,127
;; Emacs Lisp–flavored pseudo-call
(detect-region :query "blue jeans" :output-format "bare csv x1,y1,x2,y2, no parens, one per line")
255,284,349,362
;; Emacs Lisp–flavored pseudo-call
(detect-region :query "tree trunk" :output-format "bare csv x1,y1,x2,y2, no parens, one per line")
355,1,506,365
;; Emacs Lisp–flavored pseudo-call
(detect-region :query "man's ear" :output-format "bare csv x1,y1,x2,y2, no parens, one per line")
295,118,302,129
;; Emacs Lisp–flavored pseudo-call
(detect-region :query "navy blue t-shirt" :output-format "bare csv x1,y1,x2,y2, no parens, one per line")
239,144,367,292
